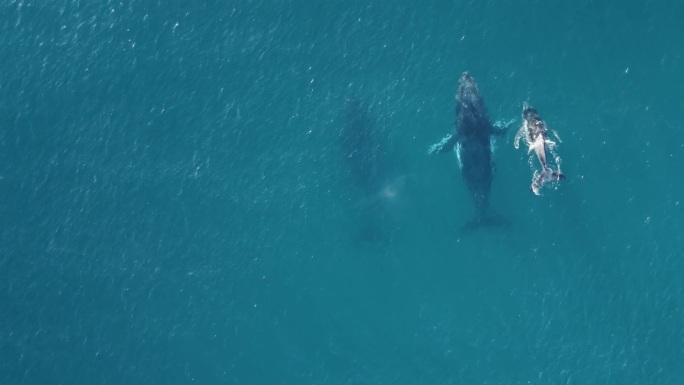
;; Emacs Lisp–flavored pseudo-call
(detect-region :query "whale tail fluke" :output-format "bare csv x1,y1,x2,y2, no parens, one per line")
460,211,510,233
531,167,566,195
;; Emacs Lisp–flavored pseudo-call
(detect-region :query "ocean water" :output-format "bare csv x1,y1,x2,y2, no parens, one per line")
1,1,683,384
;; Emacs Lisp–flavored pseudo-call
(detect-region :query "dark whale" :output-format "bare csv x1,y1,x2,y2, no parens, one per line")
429,72,510,230
514,102,565,195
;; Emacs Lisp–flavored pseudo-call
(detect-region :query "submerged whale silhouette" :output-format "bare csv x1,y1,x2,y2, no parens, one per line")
340,97,407,242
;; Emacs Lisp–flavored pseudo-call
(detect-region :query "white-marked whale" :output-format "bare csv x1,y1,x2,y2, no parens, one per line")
514,102,565,195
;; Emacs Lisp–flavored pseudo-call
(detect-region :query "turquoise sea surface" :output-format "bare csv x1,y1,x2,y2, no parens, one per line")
1,1,683,384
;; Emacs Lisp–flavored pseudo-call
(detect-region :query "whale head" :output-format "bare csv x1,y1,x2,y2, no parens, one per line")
456,72,489,134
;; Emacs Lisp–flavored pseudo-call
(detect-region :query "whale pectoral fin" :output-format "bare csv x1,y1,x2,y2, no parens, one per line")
455,143,463,169
551,129,562,143
513,127,525,149
428,133,458,155
492,118,516,137
491,124,505,136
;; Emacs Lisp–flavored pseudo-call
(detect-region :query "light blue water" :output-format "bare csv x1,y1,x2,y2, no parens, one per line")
1,1,683,384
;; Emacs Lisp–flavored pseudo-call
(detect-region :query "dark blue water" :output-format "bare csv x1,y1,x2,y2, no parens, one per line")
2,1,683,384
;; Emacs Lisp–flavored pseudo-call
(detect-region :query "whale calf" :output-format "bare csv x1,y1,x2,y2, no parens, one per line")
514,102,565,195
